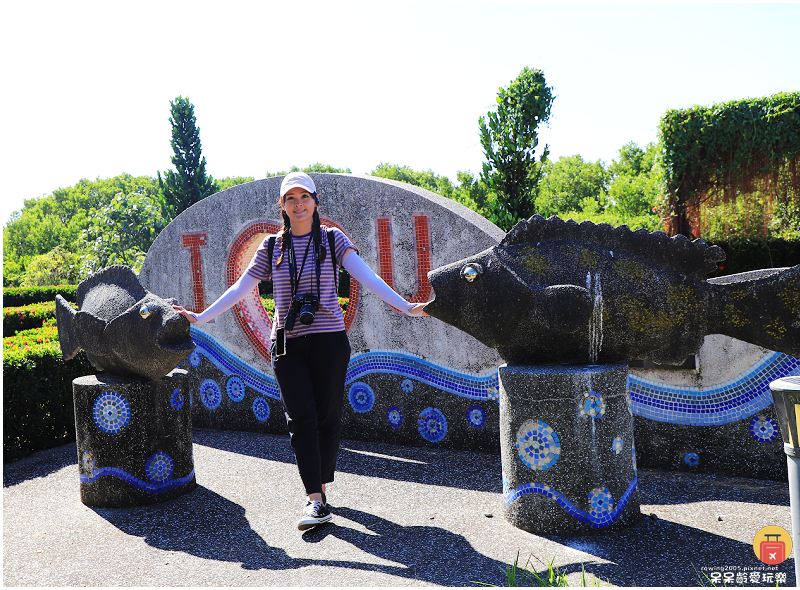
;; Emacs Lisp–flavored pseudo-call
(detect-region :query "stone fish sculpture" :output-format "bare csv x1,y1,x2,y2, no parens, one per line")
424,215,800,366
56,265,195,381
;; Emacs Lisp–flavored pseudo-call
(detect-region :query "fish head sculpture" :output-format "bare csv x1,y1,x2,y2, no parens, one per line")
56,265,195,381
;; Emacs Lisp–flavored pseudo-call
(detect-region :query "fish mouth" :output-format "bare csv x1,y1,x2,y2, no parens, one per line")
157,314,195,352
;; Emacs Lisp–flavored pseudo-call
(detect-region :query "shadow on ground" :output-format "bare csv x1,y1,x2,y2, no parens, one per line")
3,442,77,487
89,485,507,585
194,429,502,493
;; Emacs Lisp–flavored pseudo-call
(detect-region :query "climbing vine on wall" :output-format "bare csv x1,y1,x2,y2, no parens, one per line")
658,92,800,238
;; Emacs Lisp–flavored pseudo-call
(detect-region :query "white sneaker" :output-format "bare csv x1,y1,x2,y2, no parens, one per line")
297,500,332,530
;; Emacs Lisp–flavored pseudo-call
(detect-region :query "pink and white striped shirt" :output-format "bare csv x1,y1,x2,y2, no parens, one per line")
244,227,357,340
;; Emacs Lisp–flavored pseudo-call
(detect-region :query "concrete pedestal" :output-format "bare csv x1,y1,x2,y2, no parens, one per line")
500,363,640,534
73,369,197,508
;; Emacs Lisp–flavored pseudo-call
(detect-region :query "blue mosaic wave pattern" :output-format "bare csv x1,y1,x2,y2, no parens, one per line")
629,352,800,426
79,467,195,493
190,328,499,402
503,477,638,528
190,328,799,427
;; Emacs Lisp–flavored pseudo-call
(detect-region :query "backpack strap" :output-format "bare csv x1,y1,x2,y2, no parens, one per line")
267,235,277,273
325,226,340,293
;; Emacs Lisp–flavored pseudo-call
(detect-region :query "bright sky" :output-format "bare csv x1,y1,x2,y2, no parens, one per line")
2,2,798,227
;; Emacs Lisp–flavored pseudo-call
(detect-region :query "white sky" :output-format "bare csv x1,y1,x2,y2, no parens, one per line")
2,2,798,227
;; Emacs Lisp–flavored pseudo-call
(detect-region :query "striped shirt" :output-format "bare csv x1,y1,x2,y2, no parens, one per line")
244,226,357,340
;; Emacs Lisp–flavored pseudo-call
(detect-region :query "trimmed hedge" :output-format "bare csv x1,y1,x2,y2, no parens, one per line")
3,302,63,337
3,285,77,307
708,237,800,278
3,337,92,463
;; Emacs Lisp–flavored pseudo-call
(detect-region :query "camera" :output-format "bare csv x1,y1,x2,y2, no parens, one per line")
283,294,319,331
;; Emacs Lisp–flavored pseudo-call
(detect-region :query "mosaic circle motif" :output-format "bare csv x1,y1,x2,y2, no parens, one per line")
516,419,561,471
387,407,403,427
588,487,614,517
612,436,624,455
227,377,246,402
487,384,500,401
170,388,184,411
685,452,700,466
145,452,174,483
348,382,375,413
418,407,448,443
401,379,414,393
580,391,606,418
189,350,202,368
252,397,270,422
92,391,131,434
749,415,778,443
200,379,222,410
467,406,486,428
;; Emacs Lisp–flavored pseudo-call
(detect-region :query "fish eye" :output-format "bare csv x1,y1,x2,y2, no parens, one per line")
139,305,154,319
460,263,483,283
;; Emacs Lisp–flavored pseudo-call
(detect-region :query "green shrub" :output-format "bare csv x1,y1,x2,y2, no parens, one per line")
3,336,92,462
3,285,77,307
3,301,67,337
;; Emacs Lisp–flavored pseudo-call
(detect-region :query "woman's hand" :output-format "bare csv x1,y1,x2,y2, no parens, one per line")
405,303,427,317
172,305,199,323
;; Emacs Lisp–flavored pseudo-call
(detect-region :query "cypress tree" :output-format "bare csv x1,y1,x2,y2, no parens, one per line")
158,96,219,220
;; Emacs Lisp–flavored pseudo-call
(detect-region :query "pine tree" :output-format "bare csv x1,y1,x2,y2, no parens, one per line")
157,96,219,220
479,67,554,230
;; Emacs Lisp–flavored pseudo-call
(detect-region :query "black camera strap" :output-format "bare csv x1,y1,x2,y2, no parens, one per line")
287,232,315,300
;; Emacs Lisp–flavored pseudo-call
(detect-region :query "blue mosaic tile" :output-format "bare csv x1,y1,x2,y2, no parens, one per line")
749,415,779,443
580,391,606,418
170,388,184,411
503,477,638,529
387,407,403,427
516,419,561,471
467,406,486,428
418,407,447,443
92,392,131,434
349,382,375,413
401,379,414,393
628,352,800,426
80,466,195,493
612,436,624,454
189,350,202,368
252,397,270,422
145,452,174,483
227,376,245,402
685,452,700,466
200,379,222,410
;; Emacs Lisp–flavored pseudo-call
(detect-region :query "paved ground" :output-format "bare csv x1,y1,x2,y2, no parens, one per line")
3,429,795,587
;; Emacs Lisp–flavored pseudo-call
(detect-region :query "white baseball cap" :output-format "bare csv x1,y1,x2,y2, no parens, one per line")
280,172,317,198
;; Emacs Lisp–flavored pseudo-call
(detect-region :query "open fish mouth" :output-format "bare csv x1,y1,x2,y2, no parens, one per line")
157,314,195,352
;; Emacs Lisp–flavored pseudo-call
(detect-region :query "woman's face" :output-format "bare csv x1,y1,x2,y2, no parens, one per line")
282,187,317,226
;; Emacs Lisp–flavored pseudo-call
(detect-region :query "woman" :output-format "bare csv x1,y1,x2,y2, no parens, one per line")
173,172,425,530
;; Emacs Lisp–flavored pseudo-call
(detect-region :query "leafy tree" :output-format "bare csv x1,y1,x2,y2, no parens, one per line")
158,96,219,221
479,67,554,230
369,163,456,198
216,176,256,191
536,155,609,217
607,142,663,218
265,163,352,177
22,245,82,286
80,192,167,274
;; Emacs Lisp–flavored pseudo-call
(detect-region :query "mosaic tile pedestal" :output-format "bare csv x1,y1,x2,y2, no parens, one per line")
73,369,197,508
500,363,640,534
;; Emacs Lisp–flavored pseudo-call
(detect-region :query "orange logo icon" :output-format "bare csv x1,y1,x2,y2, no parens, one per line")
753,526,791,565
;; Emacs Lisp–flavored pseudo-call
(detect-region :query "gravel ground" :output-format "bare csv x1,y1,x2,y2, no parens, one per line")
3,429,794,587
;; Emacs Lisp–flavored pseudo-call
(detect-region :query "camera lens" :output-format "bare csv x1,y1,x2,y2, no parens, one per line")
298,303,316,325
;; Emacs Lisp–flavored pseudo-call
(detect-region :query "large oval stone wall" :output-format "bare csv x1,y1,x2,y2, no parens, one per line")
139,174,797,480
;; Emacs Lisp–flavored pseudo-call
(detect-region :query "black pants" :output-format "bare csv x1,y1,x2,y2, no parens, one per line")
272,330,351,496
